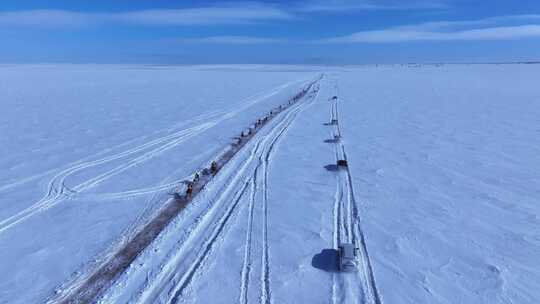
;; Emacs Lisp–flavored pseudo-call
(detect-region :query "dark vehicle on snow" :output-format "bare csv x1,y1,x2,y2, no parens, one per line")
338,243,359,272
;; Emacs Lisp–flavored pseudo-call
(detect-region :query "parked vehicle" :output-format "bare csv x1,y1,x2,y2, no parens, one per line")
338,243,359,272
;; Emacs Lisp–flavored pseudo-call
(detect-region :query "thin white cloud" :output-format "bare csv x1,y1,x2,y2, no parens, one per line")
298,0,448,12
402,14,540,31
114,6,293,25
323,15,540,43
0,5,293,27
326,25,540,43
0,1,452,29
0,10,92,27
180,36,288,44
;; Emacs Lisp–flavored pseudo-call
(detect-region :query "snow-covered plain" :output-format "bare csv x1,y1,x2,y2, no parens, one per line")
1,64,539,304
0,64,319,303
338,64,540,304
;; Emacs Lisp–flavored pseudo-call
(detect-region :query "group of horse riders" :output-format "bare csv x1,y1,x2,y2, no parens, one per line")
181,90,308,199
241,109,274,139
184,161,218,198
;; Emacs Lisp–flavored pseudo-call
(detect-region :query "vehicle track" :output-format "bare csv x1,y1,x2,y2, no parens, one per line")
45,77,320,304
329,79,344,304
260,96,300,304
161,138,266,304
100,78,322,304
167,83,320,304
327,77,381,304
0,123,212,235
0,77,308,195
239,176,257,304
133,140,264,304
80,147,219,201
0,77,313,236
64,148,216,285
342,146,381,304
247,83,320,304
169,181,251,304
260,137,272,304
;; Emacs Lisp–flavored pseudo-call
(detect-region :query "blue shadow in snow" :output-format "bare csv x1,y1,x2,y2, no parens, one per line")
312,248,339,272
324,164,339,172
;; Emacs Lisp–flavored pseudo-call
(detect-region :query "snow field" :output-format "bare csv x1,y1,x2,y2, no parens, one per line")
1,64,538,304
0,64,319,304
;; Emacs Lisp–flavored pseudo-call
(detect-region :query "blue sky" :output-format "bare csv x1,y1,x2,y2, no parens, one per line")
1,0,540,64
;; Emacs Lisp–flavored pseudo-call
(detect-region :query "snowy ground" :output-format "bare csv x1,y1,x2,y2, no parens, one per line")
0,64,319,303
338,64,540,304
1,64,539,304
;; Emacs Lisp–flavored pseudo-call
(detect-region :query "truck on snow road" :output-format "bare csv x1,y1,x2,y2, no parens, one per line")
338,243,359,272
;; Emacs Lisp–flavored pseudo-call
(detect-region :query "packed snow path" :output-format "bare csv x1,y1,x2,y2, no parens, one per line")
167,86,319,304
0,65,323,304
0,79,310,236
100,73,382,304
4,64,539,304
326,78,381,304
48,78,322,303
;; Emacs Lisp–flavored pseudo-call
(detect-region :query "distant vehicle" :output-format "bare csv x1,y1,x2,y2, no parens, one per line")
337,160,348,168
338,243,359,272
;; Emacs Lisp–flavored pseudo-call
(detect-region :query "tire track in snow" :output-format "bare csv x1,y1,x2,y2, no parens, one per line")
131,110,279,303
169,181,251,304
332,169,343,304
239,118,295,304
133,140,264,304
328,76,382,304
239,177,257,304
342,146,382,304
0,78,313,236
329,78,344,304
261,151,271,304
0,77,306,195
169,85,320,304
260,99,299,304
0,123,211,235
163,139,267,304
119,78,321,304
257,80,320,304
69,123,213,192
81,146,218,202
331,100,352,243
70,147,217,288
53,94,286,304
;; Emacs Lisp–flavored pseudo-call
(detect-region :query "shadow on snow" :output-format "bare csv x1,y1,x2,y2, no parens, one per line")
311,248,339,272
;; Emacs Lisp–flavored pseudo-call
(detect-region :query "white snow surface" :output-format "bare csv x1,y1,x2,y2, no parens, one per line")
1,64,540,304
0,64,319,303
338,64,540,304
